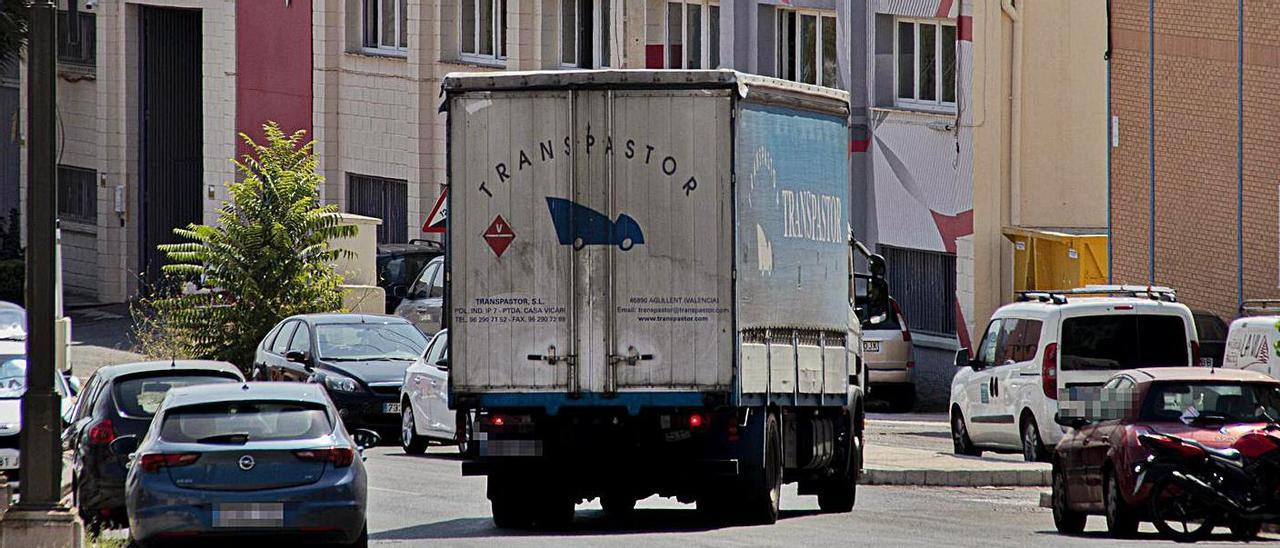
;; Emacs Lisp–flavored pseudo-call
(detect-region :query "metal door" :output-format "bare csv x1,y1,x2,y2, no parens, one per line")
138,7,203,285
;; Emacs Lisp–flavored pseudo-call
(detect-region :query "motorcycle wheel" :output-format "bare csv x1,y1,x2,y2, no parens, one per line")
1149,476,1217,542
1229,519,1261,541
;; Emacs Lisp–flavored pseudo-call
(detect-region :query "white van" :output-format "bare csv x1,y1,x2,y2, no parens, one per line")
949,286,1199,462
1223,314,1280,379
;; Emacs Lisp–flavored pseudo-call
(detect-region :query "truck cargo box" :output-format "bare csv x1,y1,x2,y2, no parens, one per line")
445,70,854,412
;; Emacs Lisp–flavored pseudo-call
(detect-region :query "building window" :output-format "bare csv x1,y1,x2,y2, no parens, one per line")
777,9,839,88
656,1,718,69
880,245,957,336
461,0,507,63
347,174,408,244
363,0,408,54
57,10,96,67
895,18,957,110
562,0,617,68
57,165,96,225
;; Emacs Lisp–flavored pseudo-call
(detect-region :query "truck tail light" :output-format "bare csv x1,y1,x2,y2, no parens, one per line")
1042,343,1059,400
294,447,355,468
688,413,704,428
88,419,115,445
1191,341,1202,366
138,453,200,473
891,300,912,343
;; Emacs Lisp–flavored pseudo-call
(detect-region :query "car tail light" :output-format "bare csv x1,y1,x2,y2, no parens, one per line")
891,300,912,343
294,447,355,468
138,453,200,473
1191,341,1202,366
1042,343,1059,400
88,419,115,445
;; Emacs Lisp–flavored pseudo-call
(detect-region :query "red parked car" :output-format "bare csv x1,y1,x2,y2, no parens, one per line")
1051,367,1280,537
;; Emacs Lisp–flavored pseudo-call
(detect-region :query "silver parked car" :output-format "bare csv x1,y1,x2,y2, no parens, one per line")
118,382,379,546
861,297,916,412
394,255,445,336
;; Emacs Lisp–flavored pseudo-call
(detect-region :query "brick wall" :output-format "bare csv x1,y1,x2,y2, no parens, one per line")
1110,0,1280,321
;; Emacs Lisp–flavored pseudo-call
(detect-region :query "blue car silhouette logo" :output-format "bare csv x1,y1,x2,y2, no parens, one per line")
545,197,645,251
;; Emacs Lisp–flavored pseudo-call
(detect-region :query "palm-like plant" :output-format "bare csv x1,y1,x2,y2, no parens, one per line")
0,0,29,68
135,123,355,371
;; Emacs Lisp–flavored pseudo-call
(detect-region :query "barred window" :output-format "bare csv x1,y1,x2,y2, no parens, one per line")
57,10,96,67
880,245,956,336
57,165,97,224
347,173,408,244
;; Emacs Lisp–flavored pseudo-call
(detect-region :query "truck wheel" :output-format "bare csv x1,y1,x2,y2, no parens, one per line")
532,493,575,530
742,412,782,525
488,474,534,529
818,421,860,513
600,494,637,516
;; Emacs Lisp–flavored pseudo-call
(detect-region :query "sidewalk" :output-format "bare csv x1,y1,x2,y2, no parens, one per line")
863,415,1051,487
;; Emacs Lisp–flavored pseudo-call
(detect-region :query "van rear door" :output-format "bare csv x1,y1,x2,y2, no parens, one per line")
1057,307,1193,411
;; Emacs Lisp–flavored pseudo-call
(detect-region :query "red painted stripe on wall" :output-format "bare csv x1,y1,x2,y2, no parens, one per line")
958,15,973,42
936,0,954,18
850,138,870,154
929,209,974,254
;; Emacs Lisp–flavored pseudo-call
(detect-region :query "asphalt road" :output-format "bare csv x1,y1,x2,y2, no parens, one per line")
360,445,1278,547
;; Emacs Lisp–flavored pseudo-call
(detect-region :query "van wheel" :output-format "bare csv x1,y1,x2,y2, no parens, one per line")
951,410,982,457
742,412,782,524
1020,416,1049,463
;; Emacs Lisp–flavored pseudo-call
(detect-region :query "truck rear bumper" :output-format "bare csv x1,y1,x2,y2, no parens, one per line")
461,458,739,477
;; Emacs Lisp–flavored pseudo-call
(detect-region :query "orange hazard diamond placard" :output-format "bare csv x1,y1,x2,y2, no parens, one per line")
483,215,515,258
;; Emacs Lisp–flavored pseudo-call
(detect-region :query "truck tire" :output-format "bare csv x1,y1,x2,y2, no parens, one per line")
600,494,637,516
741,412,782,525
818,416,860,513
488,474,534,529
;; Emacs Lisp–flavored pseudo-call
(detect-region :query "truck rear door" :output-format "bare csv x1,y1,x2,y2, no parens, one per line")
450,88,733,399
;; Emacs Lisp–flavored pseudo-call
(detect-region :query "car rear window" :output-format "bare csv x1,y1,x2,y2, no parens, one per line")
1060,314,1189,371
1193,312,1228,342
1140,382,1280,422
114,374,240,417
160,401,333,443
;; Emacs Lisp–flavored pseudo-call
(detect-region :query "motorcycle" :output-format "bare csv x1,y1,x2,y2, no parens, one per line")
1133,412,1280,542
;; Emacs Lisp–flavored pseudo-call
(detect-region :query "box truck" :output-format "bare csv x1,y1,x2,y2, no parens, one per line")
444,70,875,527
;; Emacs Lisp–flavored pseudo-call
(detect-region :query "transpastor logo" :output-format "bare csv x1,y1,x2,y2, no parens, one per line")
779,189,844,244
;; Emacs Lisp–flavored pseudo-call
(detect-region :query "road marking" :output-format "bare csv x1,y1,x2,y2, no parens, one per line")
369,485,424,497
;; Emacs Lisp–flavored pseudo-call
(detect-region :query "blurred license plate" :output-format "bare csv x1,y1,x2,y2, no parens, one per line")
862,341,881,353
0,450,18,470
383,402,401,414
214,503,283,527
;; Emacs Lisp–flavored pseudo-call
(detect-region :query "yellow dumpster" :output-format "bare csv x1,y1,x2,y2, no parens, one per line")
1003,227,1108,292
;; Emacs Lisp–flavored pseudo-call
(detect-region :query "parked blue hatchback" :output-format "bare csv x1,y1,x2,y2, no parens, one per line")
117,382,379,546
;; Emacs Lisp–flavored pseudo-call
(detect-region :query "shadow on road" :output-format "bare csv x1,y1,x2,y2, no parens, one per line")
372,508,823,541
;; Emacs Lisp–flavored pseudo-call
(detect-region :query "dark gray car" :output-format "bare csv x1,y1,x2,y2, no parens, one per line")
393,255,444,336
119,382,378,546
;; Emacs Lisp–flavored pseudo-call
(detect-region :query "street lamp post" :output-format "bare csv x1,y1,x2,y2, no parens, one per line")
17,0,64,512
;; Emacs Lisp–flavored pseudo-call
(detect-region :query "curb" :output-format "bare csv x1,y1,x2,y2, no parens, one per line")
863,467,1051,487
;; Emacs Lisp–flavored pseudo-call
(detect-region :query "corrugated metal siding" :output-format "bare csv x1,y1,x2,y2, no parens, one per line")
346,173,408,244
881,244,956,336
139,7,204,285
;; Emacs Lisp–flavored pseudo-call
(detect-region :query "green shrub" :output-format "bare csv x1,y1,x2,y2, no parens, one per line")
133,123,353,371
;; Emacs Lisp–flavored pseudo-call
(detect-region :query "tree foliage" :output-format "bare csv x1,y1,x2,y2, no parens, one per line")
0,0,28,67
134,123,354,370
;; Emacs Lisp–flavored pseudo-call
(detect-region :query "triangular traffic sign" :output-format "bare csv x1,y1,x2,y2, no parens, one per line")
422,186,448,233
